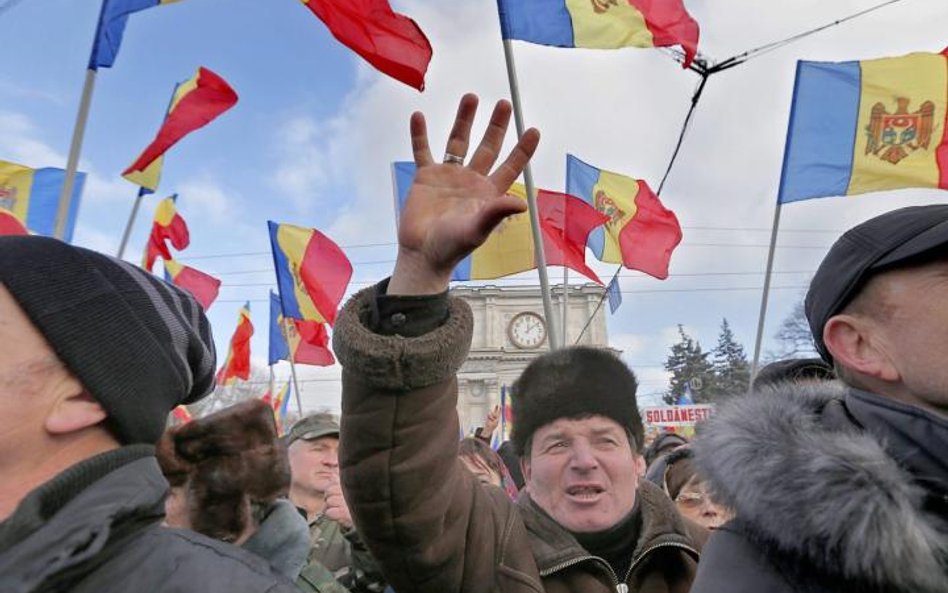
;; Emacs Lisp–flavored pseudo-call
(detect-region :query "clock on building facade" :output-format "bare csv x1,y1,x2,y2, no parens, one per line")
507,311,547,349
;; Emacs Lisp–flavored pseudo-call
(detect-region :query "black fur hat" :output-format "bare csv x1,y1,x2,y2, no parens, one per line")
511,346,643,456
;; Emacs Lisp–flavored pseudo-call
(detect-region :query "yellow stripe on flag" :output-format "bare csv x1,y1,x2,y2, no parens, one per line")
470,183,535,279
566,0,653,49
592,169,640,263
848,53,947,196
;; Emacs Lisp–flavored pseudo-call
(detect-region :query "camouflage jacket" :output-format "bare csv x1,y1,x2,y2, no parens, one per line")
301,514,385,593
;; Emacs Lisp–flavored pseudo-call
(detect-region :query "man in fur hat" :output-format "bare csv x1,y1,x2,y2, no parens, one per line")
690,206,948,593
0,236,297,593
333,94,703,593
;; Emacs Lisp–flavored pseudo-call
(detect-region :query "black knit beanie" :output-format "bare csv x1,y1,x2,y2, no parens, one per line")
0,235,216,444
511,346,643,456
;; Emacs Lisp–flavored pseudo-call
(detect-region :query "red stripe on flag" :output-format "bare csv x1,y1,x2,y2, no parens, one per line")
124,68,238,176
627,0,700,67
537,190,608,284
617,180,682,280
0,210,28,236
216,309,254,384
171,264,221,310
301,0,432,91
292,319,335,366
299,230,352,326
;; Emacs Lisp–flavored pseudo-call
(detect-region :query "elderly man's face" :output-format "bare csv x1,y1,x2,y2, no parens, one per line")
288,435,339,496
524,415,643,533
856,258,948,413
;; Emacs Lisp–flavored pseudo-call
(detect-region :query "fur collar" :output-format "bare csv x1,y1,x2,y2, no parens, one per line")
694,382,948,593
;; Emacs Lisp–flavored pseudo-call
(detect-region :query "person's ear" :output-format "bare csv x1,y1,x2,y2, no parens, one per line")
520,455,531,485
824,314,899,382
45,389,108,435
633,453,646,477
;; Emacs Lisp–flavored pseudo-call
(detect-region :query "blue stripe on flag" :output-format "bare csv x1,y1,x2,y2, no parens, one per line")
778,60,861,204
566,154,605,258
606,276,622,314
497,0,574,47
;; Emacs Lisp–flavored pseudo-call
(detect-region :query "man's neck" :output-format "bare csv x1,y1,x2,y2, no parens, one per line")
289,486,325,522
0,431,119,521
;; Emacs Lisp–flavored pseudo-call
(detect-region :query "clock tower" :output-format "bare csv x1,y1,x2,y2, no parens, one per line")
450,283,613,434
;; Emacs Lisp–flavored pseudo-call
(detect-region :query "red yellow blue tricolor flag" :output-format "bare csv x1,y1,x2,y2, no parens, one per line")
216,303,253,386
123,67,238,189
143,195,189,271
268,222,352,326
0,160,86,242
299,0,432,91
271,381,292,432
497,0,699,67
164,259,220,311
393,162,608,282
89,0,185,70
566,154,682,280
268,292,335,367
779,49,948,204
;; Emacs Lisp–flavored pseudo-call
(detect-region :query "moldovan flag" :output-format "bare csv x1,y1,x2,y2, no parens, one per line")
164,259,220,310
778,49,948,204
393,162,608,282
0,161,86,242
143,195,189,271
216,302,253,386
497,0,699,67
89,0,185,70
269,292,335,366
300,0,432,91
123,67,238,189
566,154,681,279
268,222,352,326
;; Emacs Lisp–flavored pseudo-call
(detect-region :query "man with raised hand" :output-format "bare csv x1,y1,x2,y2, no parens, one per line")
334,94,702,593
0,236,297,593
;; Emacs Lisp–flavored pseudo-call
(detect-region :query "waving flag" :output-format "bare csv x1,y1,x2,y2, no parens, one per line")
123,67,238,187
566,154,681,279
497,0,699,68
271,381,292,432
164,259,220,310
143,195,189,271
216,303,253,386
606,276,623,314
90,0,186,70
269,292,335,366
124,74,193,192
300,0,432,90
779,49,948,204
268,222,352,326
0,161,86,242
393,162,607,282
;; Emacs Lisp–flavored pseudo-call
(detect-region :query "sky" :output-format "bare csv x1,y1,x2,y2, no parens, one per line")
2,0,946,411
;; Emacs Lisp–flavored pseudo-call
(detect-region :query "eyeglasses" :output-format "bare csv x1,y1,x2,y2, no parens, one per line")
674,490,714,509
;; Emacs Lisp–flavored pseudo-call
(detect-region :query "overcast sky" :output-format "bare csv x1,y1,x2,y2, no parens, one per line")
2,0,946,410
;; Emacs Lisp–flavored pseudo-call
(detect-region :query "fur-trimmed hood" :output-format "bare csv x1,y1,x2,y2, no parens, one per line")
693,381,948,593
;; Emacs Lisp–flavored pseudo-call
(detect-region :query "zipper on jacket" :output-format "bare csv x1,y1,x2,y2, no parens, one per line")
622,541,700,588
539,555,622,592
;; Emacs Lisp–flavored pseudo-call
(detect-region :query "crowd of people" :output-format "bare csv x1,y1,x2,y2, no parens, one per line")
0,93,945,593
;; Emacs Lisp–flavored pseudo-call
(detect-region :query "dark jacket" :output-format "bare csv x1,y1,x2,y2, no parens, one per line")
691,381,948,593
333,286,701,593
0,446,298,593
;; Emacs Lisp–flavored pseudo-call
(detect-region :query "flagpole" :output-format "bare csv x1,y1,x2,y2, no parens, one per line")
501,39,559,351
116,188,147,258
55,69,97,240
268,365,275,401
751,202,783,380
561,267,569,347
279,318,305,417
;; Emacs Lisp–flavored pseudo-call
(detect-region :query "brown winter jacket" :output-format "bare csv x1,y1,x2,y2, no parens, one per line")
334,286,701,593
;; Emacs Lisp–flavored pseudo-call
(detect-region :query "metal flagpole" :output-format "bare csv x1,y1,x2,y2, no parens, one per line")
501,39,559,351
55,69,97,240
279,317,305,417
561,267,569,347
117,188,148,258
751,202,783,380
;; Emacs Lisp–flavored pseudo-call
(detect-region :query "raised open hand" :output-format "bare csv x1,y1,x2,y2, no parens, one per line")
482,404,501,438
389,94,540,295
